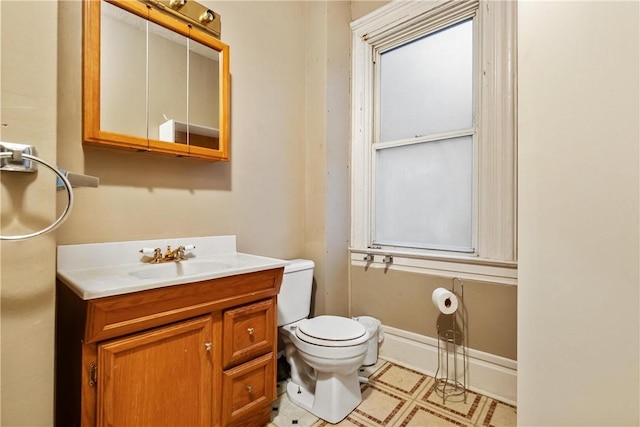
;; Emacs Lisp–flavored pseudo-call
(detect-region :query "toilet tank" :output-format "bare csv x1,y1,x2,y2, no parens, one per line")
277,259,315,326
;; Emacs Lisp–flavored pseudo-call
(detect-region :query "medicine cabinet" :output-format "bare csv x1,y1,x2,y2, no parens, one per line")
83,0,230,161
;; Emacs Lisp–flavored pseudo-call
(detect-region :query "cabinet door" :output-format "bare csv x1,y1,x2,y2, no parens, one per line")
97,316,213,426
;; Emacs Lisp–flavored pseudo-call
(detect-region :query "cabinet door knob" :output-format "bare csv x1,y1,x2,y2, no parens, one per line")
247,327,254,335
204,342,212,351
246,385,253,393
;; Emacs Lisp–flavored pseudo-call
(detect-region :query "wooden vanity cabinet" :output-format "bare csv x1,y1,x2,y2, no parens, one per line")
55,268,283,427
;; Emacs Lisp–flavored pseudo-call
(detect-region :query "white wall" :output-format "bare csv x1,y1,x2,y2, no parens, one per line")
518,1,639,425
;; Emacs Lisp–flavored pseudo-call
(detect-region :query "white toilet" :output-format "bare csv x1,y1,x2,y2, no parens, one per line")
278,259,370,424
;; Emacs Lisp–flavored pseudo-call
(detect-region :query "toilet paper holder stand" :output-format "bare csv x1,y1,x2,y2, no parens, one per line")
433,277,468,404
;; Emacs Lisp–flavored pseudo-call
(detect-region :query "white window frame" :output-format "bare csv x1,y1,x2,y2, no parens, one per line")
350,0,517,284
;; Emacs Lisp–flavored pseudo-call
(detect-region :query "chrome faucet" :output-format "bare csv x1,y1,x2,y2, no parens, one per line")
139,244,195,263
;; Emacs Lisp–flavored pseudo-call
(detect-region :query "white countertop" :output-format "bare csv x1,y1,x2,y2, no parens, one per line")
57,236,288,300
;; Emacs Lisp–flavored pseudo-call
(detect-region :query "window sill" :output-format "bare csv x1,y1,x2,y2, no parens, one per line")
349,247,517,285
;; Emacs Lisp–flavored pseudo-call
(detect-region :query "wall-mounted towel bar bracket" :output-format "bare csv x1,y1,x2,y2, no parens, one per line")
0,142,39,172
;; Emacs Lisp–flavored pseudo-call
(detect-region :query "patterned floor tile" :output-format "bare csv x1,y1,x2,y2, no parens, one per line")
394,402,471,427
419,383,487,424
359,359,389,378
351,383,411,426
477,399,516,427
312,414,374,427
270,388,320,427
270,360,517,427
368,363,431,398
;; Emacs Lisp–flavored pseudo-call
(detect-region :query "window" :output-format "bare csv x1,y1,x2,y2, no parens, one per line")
350,1,517,283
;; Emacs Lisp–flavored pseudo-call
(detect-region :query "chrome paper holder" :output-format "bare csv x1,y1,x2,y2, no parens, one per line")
433,278,467,404
0,142,38,172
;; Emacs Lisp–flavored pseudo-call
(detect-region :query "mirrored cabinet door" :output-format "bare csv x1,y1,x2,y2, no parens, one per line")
187,38,220,151
148,18,189,156
100,1,147,142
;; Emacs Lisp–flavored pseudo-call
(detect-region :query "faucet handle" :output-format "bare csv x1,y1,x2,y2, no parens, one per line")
183,244,196,251
140,247,163,263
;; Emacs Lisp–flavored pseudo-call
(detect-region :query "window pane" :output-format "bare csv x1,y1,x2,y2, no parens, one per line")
374,136,473,251
379,19,473,142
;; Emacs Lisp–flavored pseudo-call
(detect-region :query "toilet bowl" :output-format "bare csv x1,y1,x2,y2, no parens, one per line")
277,260,370,424
280,316,369,424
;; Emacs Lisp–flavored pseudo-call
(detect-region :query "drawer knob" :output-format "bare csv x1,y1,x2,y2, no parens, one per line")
246,385,253,393
204,342,212,351
247,327,254,335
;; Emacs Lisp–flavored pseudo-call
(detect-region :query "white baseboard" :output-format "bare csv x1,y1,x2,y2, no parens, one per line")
377,325,517,406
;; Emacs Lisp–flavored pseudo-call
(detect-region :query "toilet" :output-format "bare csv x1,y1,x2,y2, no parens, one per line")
278,259,370,424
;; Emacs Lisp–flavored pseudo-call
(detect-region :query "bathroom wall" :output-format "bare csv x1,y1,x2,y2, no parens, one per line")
0,2,58,425
56,1,309,258
351,0,388,20
303,1,352,317
518,1,639,425
1,1,349,424
351,267,517,360
56,0,351,319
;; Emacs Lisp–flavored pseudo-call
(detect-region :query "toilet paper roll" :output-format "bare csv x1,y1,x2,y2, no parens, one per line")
432,287,459,315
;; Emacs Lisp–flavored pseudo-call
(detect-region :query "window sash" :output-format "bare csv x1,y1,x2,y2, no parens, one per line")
372,135,475,252
370,15,478,254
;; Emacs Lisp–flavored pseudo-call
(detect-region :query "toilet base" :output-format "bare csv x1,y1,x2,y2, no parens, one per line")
286,370,363,424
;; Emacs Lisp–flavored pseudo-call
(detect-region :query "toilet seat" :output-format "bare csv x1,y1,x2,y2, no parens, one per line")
295,315,368,347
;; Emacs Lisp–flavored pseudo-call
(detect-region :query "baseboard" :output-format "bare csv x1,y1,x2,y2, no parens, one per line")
377,325,517,405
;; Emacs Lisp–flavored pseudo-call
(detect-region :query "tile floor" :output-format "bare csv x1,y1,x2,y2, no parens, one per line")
268,359,516,427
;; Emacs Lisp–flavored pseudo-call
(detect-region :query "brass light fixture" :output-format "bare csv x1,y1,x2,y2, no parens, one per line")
199,9,215,25
168,0,186,10
147,0,222,38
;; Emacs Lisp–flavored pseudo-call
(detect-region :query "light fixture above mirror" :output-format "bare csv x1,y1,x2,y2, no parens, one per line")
151,0,221,39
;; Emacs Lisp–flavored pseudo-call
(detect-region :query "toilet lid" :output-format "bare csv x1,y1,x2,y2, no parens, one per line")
296,315,368,347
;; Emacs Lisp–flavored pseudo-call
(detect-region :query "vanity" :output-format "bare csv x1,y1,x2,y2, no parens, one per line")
55,236,287,426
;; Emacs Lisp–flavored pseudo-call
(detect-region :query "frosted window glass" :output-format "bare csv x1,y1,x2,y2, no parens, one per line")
374,136,473,250
379,19,473,142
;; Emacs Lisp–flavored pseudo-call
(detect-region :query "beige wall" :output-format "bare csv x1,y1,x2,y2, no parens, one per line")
351,0,389,21
2,1,349,424
57,1,309,258
304,1,351,317
518,1,639,425
351,266,517,360
4,1,637,425
1,2,58,425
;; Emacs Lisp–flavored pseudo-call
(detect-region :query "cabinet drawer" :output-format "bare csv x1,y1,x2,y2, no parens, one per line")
223,299,274,368
221,352,275,426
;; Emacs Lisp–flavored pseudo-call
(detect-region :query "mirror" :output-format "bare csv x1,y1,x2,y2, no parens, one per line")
84,0,230,161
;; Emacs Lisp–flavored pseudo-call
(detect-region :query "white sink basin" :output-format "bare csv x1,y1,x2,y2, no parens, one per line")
56,236,288,300
128,260,234,280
